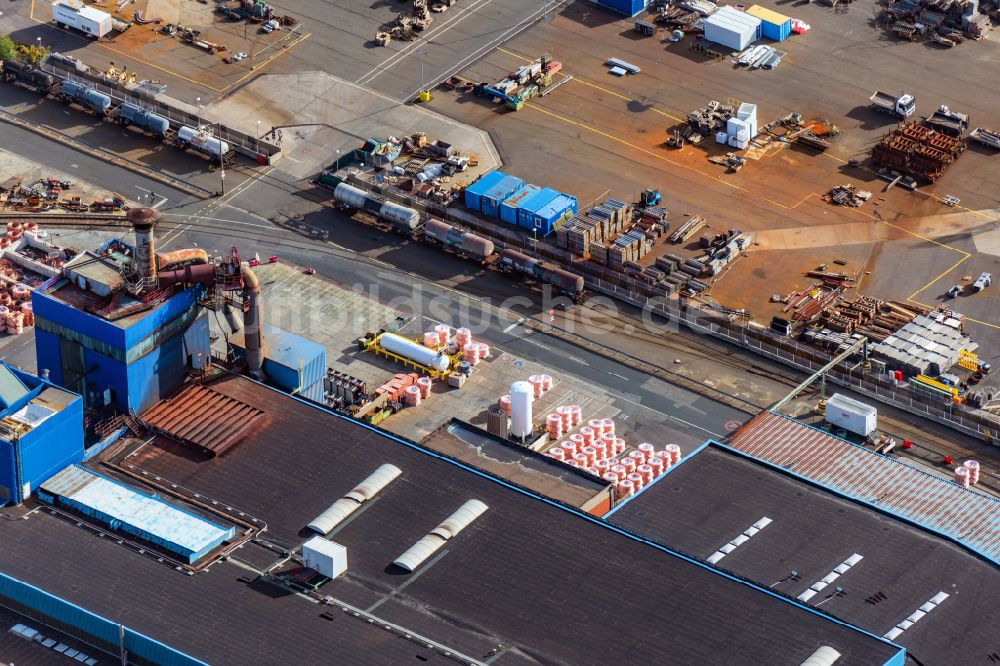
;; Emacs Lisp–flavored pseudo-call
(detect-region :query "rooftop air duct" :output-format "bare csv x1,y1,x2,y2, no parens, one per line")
392,499,488,573
307,464,402,535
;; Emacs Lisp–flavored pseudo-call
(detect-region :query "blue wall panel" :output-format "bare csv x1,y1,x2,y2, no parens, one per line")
0,442,15,503
0,571,209,665
597,0,647,16
124,287,203,349
16,395,84,498
32,291,125,349
33,328,63,387
129,312,209,414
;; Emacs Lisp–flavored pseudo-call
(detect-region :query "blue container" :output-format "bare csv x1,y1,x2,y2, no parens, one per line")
464,170,506,212
517,188,560,228
760,18,791,40
480,175,525,218
596,0,647,16
537,194,578,236
498,184,541,225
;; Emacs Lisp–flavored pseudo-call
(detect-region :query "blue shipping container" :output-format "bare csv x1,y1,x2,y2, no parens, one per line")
464,170,506,212
523,192,578,236
480,175,525,218
597,0,648,16
517,188,559,228
498,184,541,225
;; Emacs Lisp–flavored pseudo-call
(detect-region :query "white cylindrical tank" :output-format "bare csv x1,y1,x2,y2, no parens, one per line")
379,333,450,372
334,182,369,209
177,126,230,158
379,201,420,230
510,380,534,439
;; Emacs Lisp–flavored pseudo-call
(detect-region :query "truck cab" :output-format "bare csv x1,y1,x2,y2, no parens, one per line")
973,272,992,292
896,93,916,118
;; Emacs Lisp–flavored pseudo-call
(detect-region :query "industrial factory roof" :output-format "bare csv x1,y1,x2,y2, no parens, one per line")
40,465,234,559
62,251,124,294
608,442,1000,664
141,382,266,456
727,411,1000,565
0,364,29,408
1,375,903,665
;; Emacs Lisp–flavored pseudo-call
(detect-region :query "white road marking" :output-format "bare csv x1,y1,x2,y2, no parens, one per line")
502,317,525,333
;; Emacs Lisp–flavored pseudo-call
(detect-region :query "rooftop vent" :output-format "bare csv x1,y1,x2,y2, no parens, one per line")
307,464,402,535
393,499,488,573
800,646,841,666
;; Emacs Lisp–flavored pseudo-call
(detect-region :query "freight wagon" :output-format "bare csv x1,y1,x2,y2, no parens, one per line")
117,102,170,138
58,79,112,115
169,125,233,164
1,61,55,93
333,182,420,231
499,249,585,298
423,219,495,261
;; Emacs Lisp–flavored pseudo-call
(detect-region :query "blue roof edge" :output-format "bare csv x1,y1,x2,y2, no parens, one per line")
249,377,906,663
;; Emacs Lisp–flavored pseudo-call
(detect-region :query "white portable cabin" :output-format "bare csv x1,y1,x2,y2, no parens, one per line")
52,0,112,38
703,6,761,51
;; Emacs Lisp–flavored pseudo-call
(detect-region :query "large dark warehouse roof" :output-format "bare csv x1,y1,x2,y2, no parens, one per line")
608,441,1000,666
0,375,904,666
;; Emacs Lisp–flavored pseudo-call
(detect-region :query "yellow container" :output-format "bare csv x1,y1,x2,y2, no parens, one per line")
417,90,431,103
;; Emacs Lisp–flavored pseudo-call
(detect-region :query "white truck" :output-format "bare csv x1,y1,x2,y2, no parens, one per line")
825,393,878,438
973,272,992,292
52,0,112,38
870,90,916,119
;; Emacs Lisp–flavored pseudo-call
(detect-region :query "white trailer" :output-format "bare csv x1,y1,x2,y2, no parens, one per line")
52,0,112,38
825,393,878,438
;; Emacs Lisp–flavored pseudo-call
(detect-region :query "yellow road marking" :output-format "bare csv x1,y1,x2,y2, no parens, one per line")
220,32,311,93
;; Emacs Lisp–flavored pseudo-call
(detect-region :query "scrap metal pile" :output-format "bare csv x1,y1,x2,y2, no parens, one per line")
879,0,997,44
0,177,127,213
376,0,456,45
872,122,966,182
686,100,737,137
825,184,872,207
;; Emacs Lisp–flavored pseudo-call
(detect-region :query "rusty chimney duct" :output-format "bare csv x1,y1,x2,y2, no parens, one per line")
240,265,264,380
127,207,160,281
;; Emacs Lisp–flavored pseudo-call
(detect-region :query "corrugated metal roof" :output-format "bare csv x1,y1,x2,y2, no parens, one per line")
705,6,761,31
746,4,790,25
729,412,1000,564
41,465,231,554
228,324,325,374
142,383,266,456
0,365,28,409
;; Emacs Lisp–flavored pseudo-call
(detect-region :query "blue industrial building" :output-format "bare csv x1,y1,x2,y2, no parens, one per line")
0,364,83,505
39,465,234,563
225,323,327,402
596,0,650,16
33,240,211,415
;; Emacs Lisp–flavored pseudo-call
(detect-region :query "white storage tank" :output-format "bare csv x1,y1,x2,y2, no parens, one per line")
825,393,878,437
334,182,368,209
301,536,348,579
379,333,450,372
510,380,534,439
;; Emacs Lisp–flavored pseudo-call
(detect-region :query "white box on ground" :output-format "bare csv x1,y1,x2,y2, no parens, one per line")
302,536,347,579
825,393,877,437
51,0,111,38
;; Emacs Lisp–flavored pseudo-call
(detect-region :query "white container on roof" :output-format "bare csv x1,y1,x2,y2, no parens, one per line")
703,6,761,51
302,536,348,579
